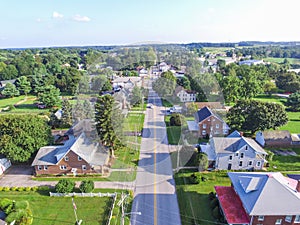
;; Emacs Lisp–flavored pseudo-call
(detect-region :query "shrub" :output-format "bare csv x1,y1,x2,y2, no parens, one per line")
210,198,218,209
208,192,216,200
31,187,38,191
201,176,208,182
79,180,95,193
25,187,32,192
190,173,201,184
169,113,184,126
0,198,14,214
55,179,75,193
38,186,50,191
10,187,18,191
212,206,222,220
14,201,29,210
3,187,10,192
17,187,25,191
0,187,3,191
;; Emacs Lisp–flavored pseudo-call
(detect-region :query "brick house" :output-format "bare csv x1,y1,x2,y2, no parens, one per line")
32,120,109,175
194,106,229,137
215,172,300,225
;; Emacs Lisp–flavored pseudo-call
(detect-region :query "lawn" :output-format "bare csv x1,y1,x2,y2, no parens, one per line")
170,146,198,169
0,191,112,225
165,115,182,145
279,111,300,133
111,146,139,169
123,112,145,132
263,57,300,64
175,170,231,225
266,147,300,172
253,94,286,105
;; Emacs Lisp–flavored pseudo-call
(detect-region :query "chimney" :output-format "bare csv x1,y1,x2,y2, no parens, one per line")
297,180,300,192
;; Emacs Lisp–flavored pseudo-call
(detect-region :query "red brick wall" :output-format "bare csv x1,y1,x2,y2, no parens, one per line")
252,215,299,225
34,150,93,175
198,116,224,137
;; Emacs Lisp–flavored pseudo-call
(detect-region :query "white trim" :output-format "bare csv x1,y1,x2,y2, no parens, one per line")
44,165,48,170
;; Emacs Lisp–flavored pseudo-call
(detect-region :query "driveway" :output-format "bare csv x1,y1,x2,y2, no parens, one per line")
0,165,134,189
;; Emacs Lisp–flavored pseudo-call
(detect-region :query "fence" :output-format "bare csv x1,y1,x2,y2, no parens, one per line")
107,193,118,225
49,192,116,197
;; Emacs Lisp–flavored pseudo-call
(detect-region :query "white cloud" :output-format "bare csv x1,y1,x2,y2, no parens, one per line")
72,14,91,22
52,11,64,19
36,18,42,23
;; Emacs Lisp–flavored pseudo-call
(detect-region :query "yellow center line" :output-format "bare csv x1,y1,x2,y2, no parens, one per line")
153,106,157,225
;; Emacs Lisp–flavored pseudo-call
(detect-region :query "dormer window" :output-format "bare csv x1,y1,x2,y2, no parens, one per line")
245,146,248,150
64,156,69,161
78,156,82,161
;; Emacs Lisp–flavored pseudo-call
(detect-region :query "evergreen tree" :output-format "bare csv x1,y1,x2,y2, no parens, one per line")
61,100,73,128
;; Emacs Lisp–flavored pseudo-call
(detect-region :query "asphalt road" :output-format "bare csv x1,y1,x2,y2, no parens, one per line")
130,89,182,225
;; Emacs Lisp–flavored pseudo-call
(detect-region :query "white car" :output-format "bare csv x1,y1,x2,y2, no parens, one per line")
147,103,154,109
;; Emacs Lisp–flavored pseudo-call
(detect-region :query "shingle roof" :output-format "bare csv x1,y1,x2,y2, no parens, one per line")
32,133,108,166
228,172,300,215
227,130,242,138
211,137,267,155
194,106,213,123
262,130,292,141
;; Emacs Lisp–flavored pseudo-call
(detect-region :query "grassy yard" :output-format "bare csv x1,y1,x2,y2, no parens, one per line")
111,146,139,169
263,57,300,64
0,191,112,225
170,146,198,169
266,147,300,172
279,111,300,133
175,171,231,225
253,94,286,105
123,112,145,132
165,115,182,145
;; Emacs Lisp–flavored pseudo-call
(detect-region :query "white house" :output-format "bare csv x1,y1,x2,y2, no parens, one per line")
174,86,196,102
0,157,11,175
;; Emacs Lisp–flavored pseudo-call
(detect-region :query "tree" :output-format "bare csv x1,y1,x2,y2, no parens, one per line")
176,76,191,89
186,102,198,116
152,71,176,98
95,94,124,156
0,64,18,80
170,113,184,126
60,100,73,128
1,83,20,98
264,81,277,96
91,75,112,93
79,180,95,193
0,115,52,162
286,91,300,111
130,86,143,106
38,85,61,108
227,100,288,134
55,179,75,193
276,72,300,92
198,153,208,172
15,76,31,96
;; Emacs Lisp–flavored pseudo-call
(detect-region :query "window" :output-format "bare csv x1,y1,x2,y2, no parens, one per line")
245,145,248,150
295,215,300,223
256,161,261,167
82,165,87,170
60,165,67,170
203,124,207,129
229,155,233,161
275,219,282,225
44,165,48,170
241,153,244,158
64,156,69,161
258,216,264,221
78,156,82,161
202,130,206,135
239,161,243,167
216,124,219,129
248,161,253,166
285,216,292,223
37,166,42,170
235,152,239,157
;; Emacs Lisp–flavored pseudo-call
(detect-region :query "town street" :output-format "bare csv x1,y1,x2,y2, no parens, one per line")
130,88,182,225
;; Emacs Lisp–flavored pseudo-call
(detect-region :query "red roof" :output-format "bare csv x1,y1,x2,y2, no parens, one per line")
215,186,250,224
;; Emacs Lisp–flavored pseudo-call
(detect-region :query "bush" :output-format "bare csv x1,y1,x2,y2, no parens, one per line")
55,179,75,193
3,187,10,192
169,113,184,126
0,198,14,211
10,187,18,191
0,187,3,191
210,198,218,209
17,187,25,191
190,173,201,184
14,201,29,210
79,180,95,193
212,206,222,220
25,187,32,192
201,176,208,182
38,186,50,192
208,192,216,200
31,187,38,191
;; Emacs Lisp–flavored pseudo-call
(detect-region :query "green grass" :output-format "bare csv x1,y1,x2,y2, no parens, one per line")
0,95,27,108
279,111,300,133
162,99,173,107
175,171,231,225
170,146,198,169
267,147,300,172
263,57,300,64
111,146,139,169
165,115,182,145
253,94,286,105
130,102,147,112
124,113,145,132
0,191,112,225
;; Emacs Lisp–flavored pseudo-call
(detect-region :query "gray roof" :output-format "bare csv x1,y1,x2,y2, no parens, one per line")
32,133,108,166
228,172,300,215
262,130,292,141
227,130,242,138
211,137,267,155
66,119,98,140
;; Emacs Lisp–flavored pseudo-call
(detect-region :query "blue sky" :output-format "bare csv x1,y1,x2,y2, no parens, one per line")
0,0,299,48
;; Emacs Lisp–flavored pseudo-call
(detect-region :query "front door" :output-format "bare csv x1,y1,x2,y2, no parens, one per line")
227,163,232,170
